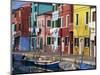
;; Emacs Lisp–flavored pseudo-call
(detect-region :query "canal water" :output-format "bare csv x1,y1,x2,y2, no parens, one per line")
12,54,63,74
12,54,96,74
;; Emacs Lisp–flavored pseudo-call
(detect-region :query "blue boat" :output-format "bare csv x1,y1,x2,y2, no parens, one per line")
12,54,61,71
34,60,60,71
79,63,96,70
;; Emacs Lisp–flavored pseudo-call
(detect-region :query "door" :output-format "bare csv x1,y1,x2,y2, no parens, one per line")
40,37,43,49
62,37,65,54
69,32,73,54
32,37,37,50
91,41,94,57
14,36,20,51
79,38,84,55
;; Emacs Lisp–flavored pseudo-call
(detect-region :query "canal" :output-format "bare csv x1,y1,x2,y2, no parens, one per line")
12,54,96,74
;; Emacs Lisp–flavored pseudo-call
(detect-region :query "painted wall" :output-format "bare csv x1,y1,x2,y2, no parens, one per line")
19,37,30,51
58,4,73,55
89,7,96,57
73,5,90,56
30,2,52,50
37,13,52,52
21,5,31,36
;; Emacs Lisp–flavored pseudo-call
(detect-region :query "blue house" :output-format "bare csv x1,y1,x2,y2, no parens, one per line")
30,2,52,50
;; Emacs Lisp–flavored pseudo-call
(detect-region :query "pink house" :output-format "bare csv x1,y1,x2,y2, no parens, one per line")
37,11,52,52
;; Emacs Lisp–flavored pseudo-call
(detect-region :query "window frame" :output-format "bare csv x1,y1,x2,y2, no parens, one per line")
84,37,90,47
76,14,78,25
47,36,51,45
47,20,51,27
86,12,89,24
74,38,79,46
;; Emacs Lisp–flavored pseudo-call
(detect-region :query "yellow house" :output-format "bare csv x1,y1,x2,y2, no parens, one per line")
73,5,90,57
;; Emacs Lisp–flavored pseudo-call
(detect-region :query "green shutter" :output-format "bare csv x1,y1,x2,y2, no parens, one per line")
52,21,54,28
47,37,51,45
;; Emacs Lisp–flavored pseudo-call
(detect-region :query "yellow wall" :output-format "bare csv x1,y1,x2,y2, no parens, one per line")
73,5,90,56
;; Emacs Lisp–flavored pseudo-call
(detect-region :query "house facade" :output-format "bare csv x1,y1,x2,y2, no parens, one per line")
73,5,90,56
12,3,31,51
58,4,73,55
12,9,21,51
30,2,52,51
89,6,96,57
37,11,52,52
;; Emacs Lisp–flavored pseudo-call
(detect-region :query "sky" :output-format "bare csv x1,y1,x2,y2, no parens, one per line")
12,1,28,10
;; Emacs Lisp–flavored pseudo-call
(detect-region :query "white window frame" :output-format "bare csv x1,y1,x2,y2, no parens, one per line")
66,14,69,27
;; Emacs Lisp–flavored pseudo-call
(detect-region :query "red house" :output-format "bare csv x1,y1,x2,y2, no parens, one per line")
12,9,22,51
21,3,31,36
12,3,31,51
58,4,73,55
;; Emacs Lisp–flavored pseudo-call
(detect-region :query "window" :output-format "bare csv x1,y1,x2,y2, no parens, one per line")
86,12,89,24
58,37,61,45
58,4,61,7
40,38,43,49
65,37,69,45
66,15,69,27
84,38,90,47
38,21,40,27
61,17,63,27
29,16,31,27
95,36,96,46
33,28,35,33
14,25,16,31
34,6,37,12
92,11,96,21
52,37,54,44
74,38,79,46
53,5,55,11
56,18,61,27
47,37,51,45
76,14,78,25
32,38,35,47
42,20,44,26
55,5,58,10
30,7,32,13
34,21,37,27
47,20,51,27
52,21,54,28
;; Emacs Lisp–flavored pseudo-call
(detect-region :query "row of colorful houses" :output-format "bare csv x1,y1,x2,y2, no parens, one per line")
11,2,96,57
